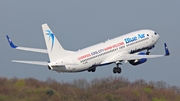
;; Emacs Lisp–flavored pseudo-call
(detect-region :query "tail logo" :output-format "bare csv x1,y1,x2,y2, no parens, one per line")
46,30,54,51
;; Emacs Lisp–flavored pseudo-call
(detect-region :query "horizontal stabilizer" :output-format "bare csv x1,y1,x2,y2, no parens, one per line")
12,60,48,66
14,47,47,53
6,35,47,53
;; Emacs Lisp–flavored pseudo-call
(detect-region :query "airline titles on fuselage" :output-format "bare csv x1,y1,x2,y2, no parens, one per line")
124,33,145,44
78,42,124,61
124,33,149,47
78,33,149,63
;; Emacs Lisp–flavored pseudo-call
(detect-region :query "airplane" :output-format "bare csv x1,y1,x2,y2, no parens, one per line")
6,23,170,74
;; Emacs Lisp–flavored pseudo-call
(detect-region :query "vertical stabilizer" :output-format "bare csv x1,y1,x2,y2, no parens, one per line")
42,23,67,62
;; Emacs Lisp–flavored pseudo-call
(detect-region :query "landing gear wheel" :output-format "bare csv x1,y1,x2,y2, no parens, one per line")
146,49,150,55
117,68,122,74
113,67,117,73
113,61,122,74
113,67,121,74
92,68,96,72
146,51,150,55
88,68,96,72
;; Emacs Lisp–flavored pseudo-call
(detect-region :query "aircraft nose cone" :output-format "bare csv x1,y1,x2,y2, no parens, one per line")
155,33,160,43
157,34,160,39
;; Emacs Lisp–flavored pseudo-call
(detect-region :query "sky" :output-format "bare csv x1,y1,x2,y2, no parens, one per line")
0,1,179,86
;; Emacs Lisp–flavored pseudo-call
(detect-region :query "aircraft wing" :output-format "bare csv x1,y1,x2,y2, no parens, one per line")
101,43,170,64
6,35,47,53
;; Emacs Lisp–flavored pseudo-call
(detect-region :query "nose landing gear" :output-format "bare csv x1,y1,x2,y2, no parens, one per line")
146,49,150,55
146,51,150,55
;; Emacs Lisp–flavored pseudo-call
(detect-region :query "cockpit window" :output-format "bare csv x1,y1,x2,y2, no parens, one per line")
147,34,149,36
154,32,157,35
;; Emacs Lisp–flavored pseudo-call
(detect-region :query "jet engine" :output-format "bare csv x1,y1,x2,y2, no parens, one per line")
128,52,147,66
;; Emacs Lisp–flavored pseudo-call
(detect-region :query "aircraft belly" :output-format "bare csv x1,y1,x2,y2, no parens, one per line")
74,63,91,72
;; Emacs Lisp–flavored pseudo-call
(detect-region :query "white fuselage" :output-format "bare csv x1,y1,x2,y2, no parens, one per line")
50,29,159,72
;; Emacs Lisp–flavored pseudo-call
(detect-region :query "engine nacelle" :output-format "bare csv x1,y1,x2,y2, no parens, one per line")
128,52,147,66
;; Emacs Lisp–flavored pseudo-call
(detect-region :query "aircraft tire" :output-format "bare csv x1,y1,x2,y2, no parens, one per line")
92,68,96,72
113,67,117,73
117,67,121,74
146,51,150,55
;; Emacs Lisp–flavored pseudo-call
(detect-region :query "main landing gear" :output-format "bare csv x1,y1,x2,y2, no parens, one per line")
113,62,122,74
88,68,96,72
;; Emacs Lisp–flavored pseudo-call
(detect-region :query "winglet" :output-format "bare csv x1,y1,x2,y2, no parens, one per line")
164,43,170,56
6,35,17,48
